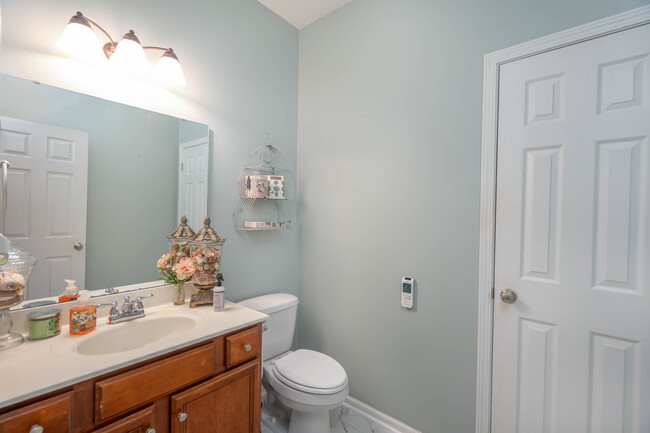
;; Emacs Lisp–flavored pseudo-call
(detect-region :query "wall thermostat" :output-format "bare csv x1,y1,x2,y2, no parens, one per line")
401,277,414,309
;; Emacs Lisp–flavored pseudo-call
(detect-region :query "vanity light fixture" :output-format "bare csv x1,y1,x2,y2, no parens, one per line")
57,11,187,87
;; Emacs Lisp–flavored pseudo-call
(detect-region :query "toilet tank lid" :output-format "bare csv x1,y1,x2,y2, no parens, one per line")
238,293,298,314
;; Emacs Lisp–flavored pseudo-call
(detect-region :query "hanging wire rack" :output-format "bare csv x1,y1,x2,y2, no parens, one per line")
233,145,295,230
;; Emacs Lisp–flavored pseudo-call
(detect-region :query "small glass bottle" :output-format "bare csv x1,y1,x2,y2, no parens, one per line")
213,274,225,311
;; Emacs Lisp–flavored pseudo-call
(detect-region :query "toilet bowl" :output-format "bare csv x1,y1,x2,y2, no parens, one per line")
238,294,348,433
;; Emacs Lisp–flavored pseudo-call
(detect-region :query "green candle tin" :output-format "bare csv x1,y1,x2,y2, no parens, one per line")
27,308,61,340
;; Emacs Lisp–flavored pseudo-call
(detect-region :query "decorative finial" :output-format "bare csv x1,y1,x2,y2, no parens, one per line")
168,216,195,240
204,217,211,226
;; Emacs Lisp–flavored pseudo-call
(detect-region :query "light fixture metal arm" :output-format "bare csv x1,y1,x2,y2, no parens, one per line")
142,46,170,52
77,12,115,46
143,46,179,61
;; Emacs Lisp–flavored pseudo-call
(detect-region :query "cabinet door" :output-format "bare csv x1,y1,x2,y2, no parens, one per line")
0,392,72,433
92,406,156,433
171,361,260,433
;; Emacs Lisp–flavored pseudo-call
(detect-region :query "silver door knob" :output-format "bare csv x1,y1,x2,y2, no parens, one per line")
500,289,517,304
74,242,83,251
146,429,156,433
29,425,44,433
244,344,252,352
178,412,188,422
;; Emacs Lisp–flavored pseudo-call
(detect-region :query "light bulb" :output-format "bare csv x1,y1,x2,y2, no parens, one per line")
57,12,101,60
109,30,150,74
153,50,187,87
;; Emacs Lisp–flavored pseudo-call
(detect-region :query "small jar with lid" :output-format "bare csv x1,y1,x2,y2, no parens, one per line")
167,216,195,267
27,308,62,340
0,234,37,350
0,240,37,309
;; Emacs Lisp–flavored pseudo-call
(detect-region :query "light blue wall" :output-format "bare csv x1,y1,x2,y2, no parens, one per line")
179,119,208,143
0,74,182,291
0,0,299,301
297,1,648,431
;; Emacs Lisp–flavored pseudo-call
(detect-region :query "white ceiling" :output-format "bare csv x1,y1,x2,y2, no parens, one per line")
257,0,353,29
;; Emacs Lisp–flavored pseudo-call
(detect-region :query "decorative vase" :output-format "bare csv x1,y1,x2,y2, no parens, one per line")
167,216,195,266
173,283,185,305
189,217,226,308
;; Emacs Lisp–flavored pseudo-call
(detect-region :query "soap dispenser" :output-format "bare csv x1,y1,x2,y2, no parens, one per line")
58,279,79,302
69,290,96,335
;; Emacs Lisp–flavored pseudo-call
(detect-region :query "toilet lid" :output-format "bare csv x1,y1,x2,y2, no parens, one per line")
273,349,348,394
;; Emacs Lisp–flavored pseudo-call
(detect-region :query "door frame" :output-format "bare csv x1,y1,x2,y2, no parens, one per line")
475,5,650,433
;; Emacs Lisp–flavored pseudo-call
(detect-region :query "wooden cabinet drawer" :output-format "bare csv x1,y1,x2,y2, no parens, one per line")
92,406,155,433
226,326,260,368
0,392,72,433
95,344,214,422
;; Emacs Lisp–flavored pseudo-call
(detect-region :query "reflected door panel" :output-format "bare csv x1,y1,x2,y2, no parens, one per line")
178,138,209,231
0,117,88,298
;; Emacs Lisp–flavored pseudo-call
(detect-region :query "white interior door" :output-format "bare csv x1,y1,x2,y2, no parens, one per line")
178,137,209,230
0,117,88,299
492,24,650,432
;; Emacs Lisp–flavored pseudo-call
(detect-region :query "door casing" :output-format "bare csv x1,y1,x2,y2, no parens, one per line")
475,5,650,433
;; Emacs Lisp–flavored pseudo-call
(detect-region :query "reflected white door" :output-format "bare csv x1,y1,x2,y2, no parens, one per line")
0,117,88,298
493,24,650,432
178,137,209,230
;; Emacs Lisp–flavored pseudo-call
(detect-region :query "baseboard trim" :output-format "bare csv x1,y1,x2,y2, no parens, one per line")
342,397,422,433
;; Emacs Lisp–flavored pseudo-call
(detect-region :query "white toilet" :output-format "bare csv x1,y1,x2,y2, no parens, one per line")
238,293,348,433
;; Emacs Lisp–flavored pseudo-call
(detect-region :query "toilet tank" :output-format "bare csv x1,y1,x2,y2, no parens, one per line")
238,293,298,361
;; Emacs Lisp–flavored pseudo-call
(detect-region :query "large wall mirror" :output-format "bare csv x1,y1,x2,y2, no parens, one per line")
0,74,209,301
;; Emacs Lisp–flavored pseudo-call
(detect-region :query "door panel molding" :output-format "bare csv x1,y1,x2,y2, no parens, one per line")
476,6,650,433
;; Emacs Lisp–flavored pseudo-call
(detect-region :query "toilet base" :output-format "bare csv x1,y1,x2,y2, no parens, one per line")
261,406,290,433
288,409,330,433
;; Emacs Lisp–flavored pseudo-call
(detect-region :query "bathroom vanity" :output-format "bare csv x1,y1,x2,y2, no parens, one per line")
0,297,266,433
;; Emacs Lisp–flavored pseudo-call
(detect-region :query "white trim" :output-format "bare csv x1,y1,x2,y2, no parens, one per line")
475,5,650,433
341,396,422,433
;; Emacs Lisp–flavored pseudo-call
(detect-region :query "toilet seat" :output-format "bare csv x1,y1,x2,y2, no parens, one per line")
272,349,348,395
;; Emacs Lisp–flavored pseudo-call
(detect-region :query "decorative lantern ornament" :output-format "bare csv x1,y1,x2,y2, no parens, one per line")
167,216,195,266
189,217,225,308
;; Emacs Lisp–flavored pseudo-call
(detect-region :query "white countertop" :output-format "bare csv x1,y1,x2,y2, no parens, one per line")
0,299,267,409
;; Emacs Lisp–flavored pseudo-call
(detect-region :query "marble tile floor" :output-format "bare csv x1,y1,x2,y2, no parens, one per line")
260,405,396,433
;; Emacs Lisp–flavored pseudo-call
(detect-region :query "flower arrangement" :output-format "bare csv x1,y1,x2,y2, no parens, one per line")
157,253,197,305
157,253,197,285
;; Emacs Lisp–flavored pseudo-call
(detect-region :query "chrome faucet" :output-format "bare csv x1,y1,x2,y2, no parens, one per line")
97,293,154,324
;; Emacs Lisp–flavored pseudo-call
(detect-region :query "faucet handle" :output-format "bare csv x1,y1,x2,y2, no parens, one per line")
97,301,119,317
135,293,154,310
121,296,133,313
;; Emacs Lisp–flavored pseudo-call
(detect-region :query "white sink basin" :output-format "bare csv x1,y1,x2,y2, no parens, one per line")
76,316,197,355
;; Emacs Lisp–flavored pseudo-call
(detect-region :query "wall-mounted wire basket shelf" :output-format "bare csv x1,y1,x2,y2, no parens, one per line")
233,145,295,231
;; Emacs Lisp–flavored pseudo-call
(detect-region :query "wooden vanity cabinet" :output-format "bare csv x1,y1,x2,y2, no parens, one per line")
0,323,262,433
170,361,260,433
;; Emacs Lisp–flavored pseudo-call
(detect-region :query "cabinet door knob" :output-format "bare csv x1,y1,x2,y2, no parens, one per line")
29,426,44,433
178,412,188,422
146,429,156,433
244,344,252,352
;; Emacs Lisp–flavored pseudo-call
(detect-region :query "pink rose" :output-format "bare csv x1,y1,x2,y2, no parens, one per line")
172,257,197,281
157,253,171,269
